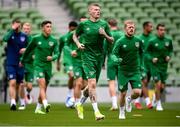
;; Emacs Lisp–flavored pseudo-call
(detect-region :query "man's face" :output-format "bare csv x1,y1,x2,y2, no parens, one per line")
125,23,135,36
157,26,165,37
13,22,21,32
89,5,100,19
22,25,31,35
145,23,153,33
43,23,52,35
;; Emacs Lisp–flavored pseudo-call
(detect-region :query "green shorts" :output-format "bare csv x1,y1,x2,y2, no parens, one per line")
63,63,73,73
24,63,34,83
141,62,152,81
82,57,103,82
118,69,142,92
151,65,167,84
107,62,118,80
73,64,86,80
34,66,52,84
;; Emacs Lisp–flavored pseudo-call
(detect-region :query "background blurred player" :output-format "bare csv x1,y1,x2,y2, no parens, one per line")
146,23,173,111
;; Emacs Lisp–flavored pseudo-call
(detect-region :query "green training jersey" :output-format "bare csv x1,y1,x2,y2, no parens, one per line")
22,33,59,68
59,32,72,65
76,19,112,60
112,35,144,72
104,29,124,62
64,31,82,65
146,35,173,69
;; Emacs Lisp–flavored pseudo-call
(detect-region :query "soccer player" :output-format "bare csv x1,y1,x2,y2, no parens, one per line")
22,22,34,104
21,20,59,114
112,20,143,119
2,18,29,110
134,21,154,109
104,18,124,111
56,21,78,107
73,3,113,120
146,24,173,111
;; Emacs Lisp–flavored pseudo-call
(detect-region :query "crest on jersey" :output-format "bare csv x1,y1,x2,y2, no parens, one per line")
142,40,144,44
39,72,43,76
86,27,90,31
165,42,169,47
75,72,80,77
12,36,14,39
123,44,127,48
49,41,54,46
135,42,140,48
20,36,25,42
155,43,158,47
38,41,42,45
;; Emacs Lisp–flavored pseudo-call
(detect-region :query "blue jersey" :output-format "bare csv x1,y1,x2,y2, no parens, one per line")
3,29,29,66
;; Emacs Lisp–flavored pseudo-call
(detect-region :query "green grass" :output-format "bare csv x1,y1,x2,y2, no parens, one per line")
0,103,179,126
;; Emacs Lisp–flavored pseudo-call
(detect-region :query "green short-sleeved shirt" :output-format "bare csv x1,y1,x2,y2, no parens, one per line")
112,35,143,91
146,35,173,83
75,19,112,80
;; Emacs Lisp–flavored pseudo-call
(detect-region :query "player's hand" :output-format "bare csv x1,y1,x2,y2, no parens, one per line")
71,50,77,57
56,61,61,71
12,23,21,30
165,56,170,62
19,48,26,54
19,62,23,67
99,27,106,36
152,58,158,63
77,43,85,50
47,56,52,61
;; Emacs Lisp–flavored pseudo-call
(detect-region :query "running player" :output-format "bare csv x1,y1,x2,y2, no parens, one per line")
21,20,59,114
104,18,124,111
134,21,154,109
56,21,78,107
112,20,143,119
73,3,113,120
3,18,29,110
146,23,173,111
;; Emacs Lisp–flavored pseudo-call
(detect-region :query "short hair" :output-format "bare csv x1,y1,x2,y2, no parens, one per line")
143,21,151,28
108,18,118,27
41,20,52,27
156,23,165,30
12,18,21,24
88,3,101,10
68,21,78,27
80,16,87,19
22,22,31,27
124,20,135,28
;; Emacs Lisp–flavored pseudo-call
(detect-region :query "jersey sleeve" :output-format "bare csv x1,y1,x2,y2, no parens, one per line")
75,22,83,36
64,32,73,53
52,39,60,61
146,40,153,61
21,37,37,63
105,22,112,37
2,29,14,42
168,39,173,57
58,36,65,59
111,39,122,64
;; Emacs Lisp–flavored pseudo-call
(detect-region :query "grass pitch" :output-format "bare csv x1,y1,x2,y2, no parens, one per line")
0,103,179,126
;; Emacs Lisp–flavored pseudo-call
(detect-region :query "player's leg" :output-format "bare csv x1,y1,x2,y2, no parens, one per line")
7,66,17,110
107,64,118,110
17,66,26,110
119,90,127,119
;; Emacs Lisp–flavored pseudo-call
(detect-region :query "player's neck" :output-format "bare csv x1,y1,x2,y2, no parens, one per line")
89,17,99,22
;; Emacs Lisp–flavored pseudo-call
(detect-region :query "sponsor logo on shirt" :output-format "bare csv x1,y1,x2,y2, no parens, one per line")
142,40,144,44
138,84,141,87
75,72,80,76
86,27,90,31
89,71,94,76
38,41,42,45
135,42,140,48
165,42,169,47
155,43,158,47
49,41,54,47
123,44,127,48
20,36,25,42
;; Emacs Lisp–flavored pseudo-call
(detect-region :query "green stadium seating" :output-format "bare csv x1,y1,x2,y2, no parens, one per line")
159,8,175,16
121,2,136,10
105,2,119,10
170,2,180,10
138,2,152,10
153,2,169,10
144,8,159,15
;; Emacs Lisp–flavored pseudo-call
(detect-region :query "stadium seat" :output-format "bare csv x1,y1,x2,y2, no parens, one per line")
111,8,126,16
105,2,120,10
11,13,27,19
138,2,152,10
150,13,165,21
159,8,175,16
153,2,169,10
121,2,136,10
170,2,180,11
143,8,159,15
133,13,148,21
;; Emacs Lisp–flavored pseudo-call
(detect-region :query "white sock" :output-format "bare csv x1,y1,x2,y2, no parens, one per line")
20,98,25,106
134,97,141,103
157,100,162,106
11,99,16,106
80,96,88,104
145,97,151,105
92,102,99,112
120,106,125,113
36,102,42,110
112,96,118,108
42,99,48,108
75,98,81,105
67,89,73,98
